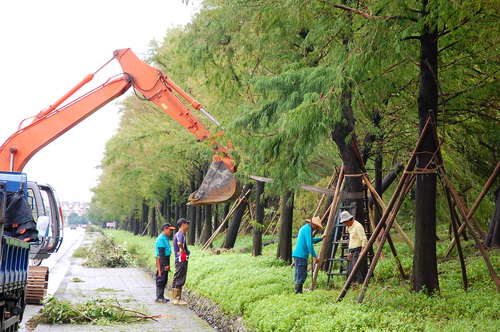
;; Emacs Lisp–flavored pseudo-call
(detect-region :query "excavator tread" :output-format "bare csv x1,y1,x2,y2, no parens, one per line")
26,266,49,304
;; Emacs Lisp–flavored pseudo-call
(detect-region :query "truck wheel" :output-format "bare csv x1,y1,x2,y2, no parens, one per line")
31,259,42,266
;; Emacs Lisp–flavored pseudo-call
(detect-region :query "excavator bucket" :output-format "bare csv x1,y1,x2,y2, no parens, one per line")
188,161,241,206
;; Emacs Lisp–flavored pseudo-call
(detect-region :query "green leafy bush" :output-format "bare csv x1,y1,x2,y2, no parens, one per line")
104,230,500,331
80,235,132,268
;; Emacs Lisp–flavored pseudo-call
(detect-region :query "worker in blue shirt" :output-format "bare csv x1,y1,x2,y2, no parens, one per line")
292,216,324,294
155,222,176,303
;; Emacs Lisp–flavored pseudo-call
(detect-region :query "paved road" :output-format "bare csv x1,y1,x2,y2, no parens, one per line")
20,226,86,331
20,228,214,332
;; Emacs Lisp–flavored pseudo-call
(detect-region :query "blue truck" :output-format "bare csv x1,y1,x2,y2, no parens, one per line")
0,172,31,331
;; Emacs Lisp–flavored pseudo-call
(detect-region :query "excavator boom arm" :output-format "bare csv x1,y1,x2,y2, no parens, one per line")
113,49,234,171
0,77,130,172
0,48,238,205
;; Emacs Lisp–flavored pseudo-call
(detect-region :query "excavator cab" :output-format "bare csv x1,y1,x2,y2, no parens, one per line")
187,161,241,206
27,182,64,265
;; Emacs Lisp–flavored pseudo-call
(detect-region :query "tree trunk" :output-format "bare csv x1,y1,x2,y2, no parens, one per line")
213,205,219,232
149,205,157,237
132,212,136,233
277,190,294,263
222,184,253,249
187,180,197,245
253,181,265,256
331,90,365,222
374,109,383,226
165,188,172,223
373,154,383,221
179,188,187,219
484,189,500,248
412,5,440,294
199,205,213,245
175,202,180,224
141,200,149,235
195,206,202,242
223,203,230,231
125,215,130,232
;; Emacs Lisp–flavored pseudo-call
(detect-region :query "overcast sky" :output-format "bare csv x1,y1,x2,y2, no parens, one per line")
0,1,198,202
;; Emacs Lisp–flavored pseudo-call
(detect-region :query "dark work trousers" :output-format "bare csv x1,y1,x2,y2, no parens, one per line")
172,260,188,289
294,257,308,285
156,261,169,289
347,247,367,284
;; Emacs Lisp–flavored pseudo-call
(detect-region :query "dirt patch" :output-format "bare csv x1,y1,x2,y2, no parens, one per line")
184,289,250,332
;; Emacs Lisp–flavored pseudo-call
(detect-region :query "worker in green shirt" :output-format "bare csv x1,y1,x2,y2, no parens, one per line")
155,222,176,303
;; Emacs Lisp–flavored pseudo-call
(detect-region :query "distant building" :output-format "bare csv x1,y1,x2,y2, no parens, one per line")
60,201,90,220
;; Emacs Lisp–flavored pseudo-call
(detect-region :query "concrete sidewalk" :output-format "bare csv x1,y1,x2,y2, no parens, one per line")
32,262,214,331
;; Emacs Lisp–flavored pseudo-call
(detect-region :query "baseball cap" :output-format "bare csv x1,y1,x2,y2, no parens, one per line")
161,222,176,230
176,218,191,227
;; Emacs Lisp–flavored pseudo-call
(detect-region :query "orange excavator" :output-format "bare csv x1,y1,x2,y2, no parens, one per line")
0,48,239,205
0,48,240,308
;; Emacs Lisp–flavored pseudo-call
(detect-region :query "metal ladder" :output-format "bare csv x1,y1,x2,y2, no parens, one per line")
326,184,374,286
326,205,354,286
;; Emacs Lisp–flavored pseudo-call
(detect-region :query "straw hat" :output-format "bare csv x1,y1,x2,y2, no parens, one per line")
306,216,324,230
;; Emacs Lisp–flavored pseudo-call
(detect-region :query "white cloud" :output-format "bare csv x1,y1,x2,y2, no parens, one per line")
0,0,198,202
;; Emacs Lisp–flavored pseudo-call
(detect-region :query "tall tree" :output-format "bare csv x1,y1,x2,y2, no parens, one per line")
412,0,440,293
253,181,265,256
199,205,213,245
277,191,294,263
484,189,500,248
222,184,253,249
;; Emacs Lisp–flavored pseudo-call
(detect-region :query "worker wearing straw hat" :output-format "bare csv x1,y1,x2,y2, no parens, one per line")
292,216,324,294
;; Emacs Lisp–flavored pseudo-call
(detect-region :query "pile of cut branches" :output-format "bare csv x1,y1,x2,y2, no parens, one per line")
80,234,132,268
31,297,156,325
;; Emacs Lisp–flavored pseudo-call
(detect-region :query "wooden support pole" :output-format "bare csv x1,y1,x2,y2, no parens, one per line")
264,210,280,235
371,199,407,280
363,174,414,251
444,162,500,257
444,185,468,290
335,117,432,302
309,168,344,291
141,218,152,236
201,190,249,251
313,170,339,217
249,175,336,195
357,174,415,303
439,170,500,292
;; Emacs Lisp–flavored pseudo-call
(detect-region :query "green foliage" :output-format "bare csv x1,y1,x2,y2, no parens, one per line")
32,297,147,325
106,229,500,331
79,235,132,268
72,246,87,259
94,288,122,292
189,251,291,315
67,212,87,225
102,229,157,272
90,0,498,233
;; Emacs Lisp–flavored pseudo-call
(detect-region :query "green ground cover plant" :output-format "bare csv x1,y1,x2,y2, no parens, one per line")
104,229,500,331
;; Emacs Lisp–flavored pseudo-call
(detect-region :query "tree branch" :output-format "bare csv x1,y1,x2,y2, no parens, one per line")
329,3,417,22
333,4,375,19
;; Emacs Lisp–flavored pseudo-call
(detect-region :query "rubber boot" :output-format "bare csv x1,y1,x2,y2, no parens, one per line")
171,288,179,305
294,283,303,294
172,288,188,306
155,286,169,303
